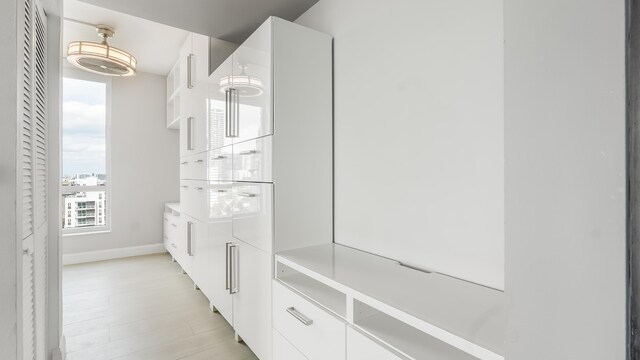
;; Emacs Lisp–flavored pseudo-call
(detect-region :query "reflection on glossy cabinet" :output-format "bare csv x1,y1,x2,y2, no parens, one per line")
232,182,273,253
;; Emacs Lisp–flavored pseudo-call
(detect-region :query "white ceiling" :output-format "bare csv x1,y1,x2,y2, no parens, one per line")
77,0,319,44
63,0,190,75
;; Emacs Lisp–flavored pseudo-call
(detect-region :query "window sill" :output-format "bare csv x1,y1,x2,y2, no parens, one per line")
63,229,111,237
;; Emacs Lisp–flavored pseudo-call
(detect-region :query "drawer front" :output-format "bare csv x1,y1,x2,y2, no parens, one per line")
232,182,273,253
180,152,207,180
167,215,180,256
180,180,206,220
233,136,272,183
208,146,233,182
273,281,346,360
346,327,404,360
273,330,308,360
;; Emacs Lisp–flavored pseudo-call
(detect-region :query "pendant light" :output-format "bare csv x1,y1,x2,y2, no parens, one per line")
67,25,137,77
219,64,263,97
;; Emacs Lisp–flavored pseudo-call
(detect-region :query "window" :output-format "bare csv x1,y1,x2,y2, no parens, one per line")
62,72,110,234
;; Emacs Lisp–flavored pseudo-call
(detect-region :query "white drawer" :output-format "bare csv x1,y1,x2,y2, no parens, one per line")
232,182,273,253
166,215,180,257
208,146,233,181
233,136,272,183
346,327,404,360
180,180,207,220
273,329,308,360
273,281,346,360
180,152,207,180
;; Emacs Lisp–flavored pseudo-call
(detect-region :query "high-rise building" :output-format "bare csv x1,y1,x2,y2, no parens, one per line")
63,191,106,228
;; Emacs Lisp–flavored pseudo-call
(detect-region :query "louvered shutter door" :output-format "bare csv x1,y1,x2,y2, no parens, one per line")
19,0,47,359
19,0,36,358
32,4,47,360
21,0,34,241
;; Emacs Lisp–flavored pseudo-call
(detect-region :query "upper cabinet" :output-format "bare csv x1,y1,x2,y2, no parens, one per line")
230,19,273,144
180,33,211,156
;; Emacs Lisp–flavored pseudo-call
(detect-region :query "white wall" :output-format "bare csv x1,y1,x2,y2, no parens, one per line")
63,71,179,256
0,0,19,358
296,0,505,289
504,0,626,359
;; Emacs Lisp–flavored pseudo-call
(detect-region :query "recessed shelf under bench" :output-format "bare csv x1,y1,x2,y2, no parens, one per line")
275,244,504,360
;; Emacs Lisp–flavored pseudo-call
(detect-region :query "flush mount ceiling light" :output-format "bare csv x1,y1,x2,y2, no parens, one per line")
219,64,263,97
67,25,137,77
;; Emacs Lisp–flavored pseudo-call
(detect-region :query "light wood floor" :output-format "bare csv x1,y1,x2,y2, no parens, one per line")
63,253,258,360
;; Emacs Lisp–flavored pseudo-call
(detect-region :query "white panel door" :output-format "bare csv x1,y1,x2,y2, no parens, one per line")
232,182,273,253
231,241,272,360
232,19,272,143
191,217,210,294
177,214,193,275
208,183,234,323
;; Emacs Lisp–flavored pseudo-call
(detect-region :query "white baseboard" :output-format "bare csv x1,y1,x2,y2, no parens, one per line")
63,243,166,265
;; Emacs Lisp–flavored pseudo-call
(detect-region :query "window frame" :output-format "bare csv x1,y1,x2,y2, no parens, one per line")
61,68,112,236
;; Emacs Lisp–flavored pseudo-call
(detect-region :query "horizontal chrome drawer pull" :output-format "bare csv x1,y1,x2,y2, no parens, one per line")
180,161,188,165
286,307,313,326
195,159,204,163
216,189,229,193
212,155,227,160
237,192,258,198
238,150,259,155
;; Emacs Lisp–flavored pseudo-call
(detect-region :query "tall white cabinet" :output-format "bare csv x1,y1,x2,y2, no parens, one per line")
169,17,332,360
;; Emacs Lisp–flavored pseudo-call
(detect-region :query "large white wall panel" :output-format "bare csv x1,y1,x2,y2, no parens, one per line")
297,0,504,289
504,0,626,358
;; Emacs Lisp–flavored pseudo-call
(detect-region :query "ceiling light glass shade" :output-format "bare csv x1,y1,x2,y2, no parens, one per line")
67,26,137,77
219,67,264,97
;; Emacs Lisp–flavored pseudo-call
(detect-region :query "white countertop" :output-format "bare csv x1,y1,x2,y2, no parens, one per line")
276,243,504,359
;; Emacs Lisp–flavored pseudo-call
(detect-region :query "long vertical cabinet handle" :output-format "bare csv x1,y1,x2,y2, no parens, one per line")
229,244,239,294
233,88,240,138
187,221,194,256
187,117,195,150
187,54,194,89
225,89,232,137
225,242,232,290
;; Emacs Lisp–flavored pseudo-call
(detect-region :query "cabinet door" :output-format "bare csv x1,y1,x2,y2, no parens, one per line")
191,217,210,294
208,183,234,324
232,136,272,183
208,55,235,150
232,19,272,143
177,214,192,275
232,182,273,253
232,241,272,360
179,34,194,157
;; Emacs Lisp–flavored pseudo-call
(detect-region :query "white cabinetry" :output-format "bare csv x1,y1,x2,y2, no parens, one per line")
275,244,504,360
163,204,181,259
180,33,210,157
175,16,332,360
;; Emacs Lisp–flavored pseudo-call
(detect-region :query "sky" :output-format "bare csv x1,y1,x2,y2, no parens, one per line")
62,78,106,178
